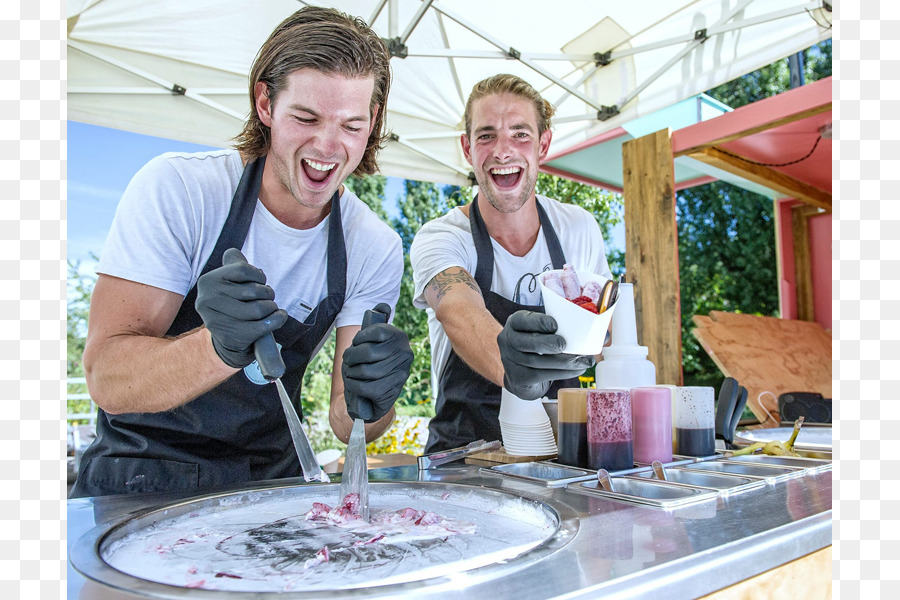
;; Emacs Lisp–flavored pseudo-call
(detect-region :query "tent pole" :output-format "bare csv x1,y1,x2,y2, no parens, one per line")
552,64,601,109
616,0,754,111
399,0,434,45
367,0,388,27
388,0,398,38
605,0,809,62
430,1,603,112
67,41,244,122
392,136,472,178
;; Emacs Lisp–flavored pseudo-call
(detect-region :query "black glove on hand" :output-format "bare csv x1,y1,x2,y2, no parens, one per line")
342,322,414,423
497,310,595,400
195,248,288,369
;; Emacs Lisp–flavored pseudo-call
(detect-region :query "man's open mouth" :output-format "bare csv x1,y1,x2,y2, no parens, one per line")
301,158,337,185
489,165,522,189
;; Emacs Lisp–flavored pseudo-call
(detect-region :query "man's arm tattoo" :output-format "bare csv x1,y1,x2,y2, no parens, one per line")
427,268,481,302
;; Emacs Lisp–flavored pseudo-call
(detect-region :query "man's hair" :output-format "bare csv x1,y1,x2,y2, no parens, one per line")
234,6,392,176
464,74,556,137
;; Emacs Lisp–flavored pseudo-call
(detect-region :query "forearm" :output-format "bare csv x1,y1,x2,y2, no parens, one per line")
83,327,238,414
424,267,505,387
329,397,395,445
435,299,505,387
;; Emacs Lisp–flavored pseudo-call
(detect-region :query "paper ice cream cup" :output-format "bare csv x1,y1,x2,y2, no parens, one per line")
539,269,617,356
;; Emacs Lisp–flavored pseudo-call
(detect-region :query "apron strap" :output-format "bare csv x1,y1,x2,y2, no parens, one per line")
536,200,567,270
201,155,267,275
470,195,495,292
173,156,267,334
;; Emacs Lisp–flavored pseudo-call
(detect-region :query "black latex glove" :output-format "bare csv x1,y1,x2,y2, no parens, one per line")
497,310,595,400
342,313,414,423
195,247,288,368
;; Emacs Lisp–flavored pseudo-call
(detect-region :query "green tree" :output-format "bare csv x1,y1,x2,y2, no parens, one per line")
67,258,96,422
389,180,468,415
677,40,831,389
536,173,625,277
344,174,389,220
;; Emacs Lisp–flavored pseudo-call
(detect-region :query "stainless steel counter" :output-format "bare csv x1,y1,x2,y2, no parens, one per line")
67,463,831,599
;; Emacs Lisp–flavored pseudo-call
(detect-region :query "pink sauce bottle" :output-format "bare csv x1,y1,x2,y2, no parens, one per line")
630,387,673,464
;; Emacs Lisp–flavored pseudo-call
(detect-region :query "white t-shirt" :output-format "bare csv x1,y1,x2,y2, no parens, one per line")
410,196,612,394
98,149,403,353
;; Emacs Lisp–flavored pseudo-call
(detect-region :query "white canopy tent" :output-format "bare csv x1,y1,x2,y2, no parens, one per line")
67,0,832,187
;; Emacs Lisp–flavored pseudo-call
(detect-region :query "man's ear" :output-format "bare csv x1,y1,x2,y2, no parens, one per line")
460,133,473,165
538,128,552,160
255,81,273,127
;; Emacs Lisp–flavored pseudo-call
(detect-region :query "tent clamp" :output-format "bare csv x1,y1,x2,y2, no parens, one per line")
171,84,186,95
384,37,409,59
593,51,612,67
388,132,400,142
467,171,477,186
694,28,708,43
597,105,619,121
507,47,521,60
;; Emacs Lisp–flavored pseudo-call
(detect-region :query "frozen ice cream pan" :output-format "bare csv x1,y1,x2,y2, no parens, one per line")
70,481,578,598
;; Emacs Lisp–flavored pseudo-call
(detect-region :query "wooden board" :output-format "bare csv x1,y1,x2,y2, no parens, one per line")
701,546,831,600
691,311,831,427
689,147,831,210
464,447,556,465
336,453,417,472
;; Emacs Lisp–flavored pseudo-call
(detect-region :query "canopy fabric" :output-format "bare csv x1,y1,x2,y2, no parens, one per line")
67,0,833,187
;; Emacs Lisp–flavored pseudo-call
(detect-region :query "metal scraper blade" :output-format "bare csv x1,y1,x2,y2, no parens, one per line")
274,379,329,483
340,417,369,521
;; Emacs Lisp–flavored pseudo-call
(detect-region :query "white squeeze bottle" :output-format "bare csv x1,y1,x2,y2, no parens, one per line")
594,282,656,389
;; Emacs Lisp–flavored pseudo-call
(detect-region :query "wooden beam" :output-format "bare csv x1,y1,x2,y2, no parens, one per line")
675,103,831,157
622,129,683,386
671,76,832,157
688,146,832,211
792,205,820,322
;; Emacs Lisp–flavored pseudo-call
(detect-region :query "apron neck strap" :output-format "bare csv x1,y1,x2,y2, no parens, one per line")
200,154,267,275
325,188,346,297
470,195,567,292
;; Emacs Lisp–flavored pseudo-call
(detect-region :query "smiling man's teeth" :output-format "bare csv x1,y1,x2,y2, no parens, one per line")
490,166,521,175
304,159,336,172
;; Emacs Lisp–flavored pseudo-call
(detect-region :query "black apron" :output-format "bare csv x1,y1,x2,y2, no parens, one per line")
71,156,347,498
425,196,579,453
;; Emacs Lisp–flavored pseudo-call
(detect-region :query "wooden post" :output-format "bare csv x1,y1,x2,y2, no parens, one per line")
622,129,683,385
791,204,821,322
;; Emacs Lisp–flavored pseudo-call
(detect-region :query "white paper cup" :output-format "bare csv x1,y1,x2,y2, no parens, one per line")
539,269,617,356
499,387,551,425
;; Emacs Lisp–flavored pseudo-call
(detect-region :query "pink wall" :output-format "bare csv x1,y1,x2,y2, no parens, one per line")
775,199,831,330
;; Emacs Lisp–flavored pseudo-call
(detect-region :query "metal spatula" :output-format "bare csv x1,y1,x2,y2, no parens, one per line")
340,305,390,522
